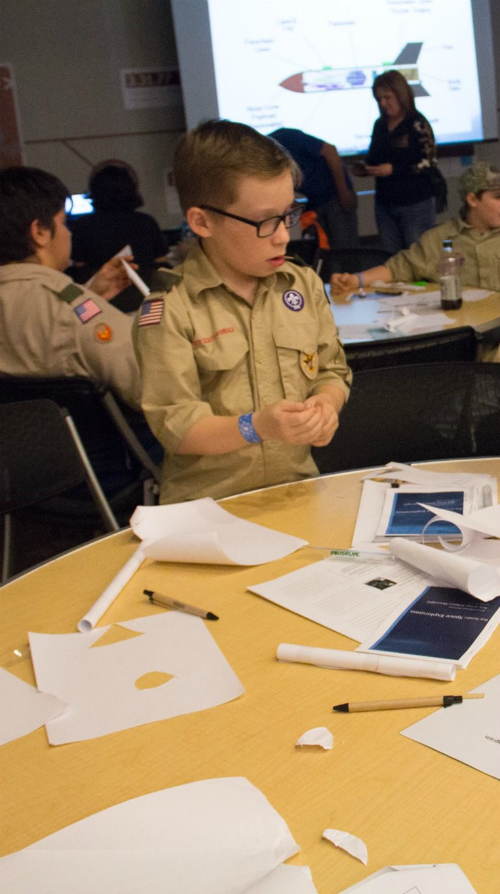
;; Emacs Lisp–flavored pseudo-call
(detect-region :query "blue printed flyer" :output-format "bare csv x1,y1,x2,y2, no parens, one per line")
361,585,500,668
377,489,465,539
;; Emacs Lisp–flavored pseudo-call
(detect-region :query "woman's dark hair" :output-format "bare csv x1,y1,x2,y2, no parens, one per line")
89,161,143,212
372,69,417,118
0,166,69,263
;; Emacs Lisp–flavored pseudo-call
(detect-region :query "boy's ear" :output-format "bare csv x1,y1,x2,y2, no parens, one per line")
186,206,213,238
29,218,51,249
465,191,479,209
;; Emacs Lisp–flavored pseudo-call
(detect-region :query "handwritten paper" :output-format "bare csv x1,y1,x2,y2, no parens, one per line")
0,777,299,894
30,613,243,745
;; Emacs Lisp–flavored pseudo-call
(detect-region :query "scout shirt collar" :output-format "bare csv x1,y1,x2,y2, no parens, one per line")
0,262,75,290
181,241,296,302
457,214,500,238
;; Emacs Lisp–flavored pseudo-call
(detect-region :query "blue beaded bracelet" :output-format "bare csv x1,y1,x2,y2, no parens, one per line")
238,413,262,444
355,271,365,288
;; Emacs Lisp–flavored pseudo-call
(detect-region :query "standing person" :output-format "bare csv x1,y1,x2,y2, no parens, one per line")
354,70,438,253
134,120,352,505
270,128,358,249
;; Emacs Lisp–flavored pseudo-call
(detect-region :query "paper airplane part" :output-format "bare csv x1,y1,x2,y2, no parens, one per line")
0,777,299,894
322,828,368,864
295,727,334,749
29,613,244,745
0,666,66,746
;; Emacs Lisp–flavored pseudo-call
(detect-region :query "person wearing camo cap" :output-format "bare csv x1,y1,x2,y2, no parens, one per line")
330,161,500,302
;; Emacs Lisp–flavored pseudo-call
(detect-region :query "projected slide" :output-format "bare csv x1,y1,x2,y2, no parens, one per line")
207,0,484,153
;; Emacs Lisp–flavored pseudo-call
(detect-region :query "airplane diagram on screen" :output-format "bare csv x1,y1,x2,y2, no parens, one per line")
280,42,430,98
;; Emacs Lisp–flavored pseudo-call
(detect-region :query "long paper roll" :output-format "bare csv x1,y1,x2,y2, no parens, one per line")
277,643,456,681
389,539,500,602
77,545,145,632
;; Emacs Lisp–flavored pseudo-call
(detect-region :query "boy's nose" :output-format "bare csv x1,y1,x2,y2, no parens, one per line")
272,219,290,244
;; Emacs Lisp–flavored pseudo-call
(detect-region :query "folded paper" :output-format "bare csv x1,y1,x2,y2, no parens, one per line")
389,539,500,602
295,727,333,749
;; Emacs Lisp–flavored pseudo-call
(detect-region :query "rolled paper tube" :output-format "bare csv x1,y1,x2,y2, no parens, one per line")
276,643,456,681
121,259,150,297
77,545,145,632
389,539,500,602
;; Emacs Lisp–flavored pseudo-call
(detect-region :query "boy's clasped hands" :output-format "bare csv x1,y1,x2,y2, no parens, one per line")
253,392,339,448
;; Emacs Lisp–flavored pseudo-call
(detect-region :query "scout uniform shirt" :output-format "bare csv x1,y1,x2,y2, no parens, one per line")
386,217,500,291
0,263,141,408
134,242,352,504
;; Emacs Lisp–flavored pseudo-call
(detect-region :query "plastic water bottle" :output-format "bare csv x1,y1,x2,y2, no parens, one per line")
439,239,463,309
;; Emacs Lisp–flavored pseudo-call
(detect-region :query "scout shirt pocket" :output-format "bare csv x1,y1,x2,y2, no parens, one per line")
273,324,319,402
194,330,251,414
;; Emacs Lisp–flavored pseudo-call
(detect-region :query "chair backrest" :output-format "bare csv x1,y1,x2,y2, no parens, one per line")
0,375,161,493
344,326,477,371
0,400,87,514
319,247,391,281
312,361,500,475
287,239,320,267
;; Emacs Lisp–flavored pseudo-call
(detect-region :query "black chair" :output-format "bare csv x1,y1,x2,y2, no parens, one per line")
0,376,161,520
343,325,477,371
286,238,320,268
312,361,500,475
318,247,391,281
0,399,123,582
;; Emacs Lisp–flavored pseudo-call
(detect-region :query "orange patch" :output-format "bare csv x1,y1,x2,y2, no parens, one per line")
94,323,113,342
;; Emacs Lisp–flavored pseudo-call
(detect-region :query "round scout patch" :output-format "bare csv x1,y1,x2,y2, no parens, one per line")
94,323,113,342
300,351,318,379
282,289,304,312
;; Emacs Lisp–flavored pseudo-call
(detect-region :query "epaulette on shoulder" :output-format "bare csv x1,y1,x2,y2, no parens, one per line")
284,253,311,268
47,283,85,304
150,266,182,293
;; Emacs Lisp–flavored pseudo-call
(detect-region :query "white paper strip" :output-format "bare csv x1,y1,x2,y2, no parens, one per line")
389,539,500,602
277,643,456,681
121,258,150,296
78,545,145,632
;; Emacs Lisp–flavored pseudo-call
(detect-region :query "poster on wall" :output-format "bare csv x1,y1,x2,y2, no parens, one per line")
0,64,24,168
120,68,182,110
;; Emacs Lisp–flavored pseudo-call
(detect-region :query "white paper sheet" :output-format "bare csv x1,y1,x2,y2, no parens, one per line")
29,613,244,745
295,727,333,749
0,666,66,746
249,554,433,643
420,503,500,542
0,777,299,894
322,829,367,865
277,643,456,681
244,865,318,893
337,863,477,893
131,499,307,565
352,466,496,549
463,287,494,302
402,674,500,779
389,539,500,602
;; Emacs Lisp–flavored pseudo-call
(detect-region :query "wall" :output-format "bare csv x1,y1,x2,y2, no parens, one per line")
1,0,499,234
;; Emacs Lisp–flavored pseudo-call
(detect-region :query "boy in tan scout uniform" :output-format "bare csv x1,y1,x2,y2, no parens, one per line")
0,166,141,408
134,120,352,504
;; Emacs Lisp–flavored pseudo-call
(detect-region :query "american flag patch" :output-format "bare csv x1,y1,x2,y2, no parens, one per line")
74,298,102,324
138,298,164,327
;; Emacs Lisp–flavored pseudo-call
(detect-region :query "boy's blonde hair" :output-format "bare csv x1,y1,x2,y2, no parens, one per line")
173,119,299,214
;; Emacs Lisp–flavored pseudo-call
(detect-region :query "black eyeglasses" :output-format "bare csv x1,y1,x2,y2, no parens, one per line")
200,203,302,238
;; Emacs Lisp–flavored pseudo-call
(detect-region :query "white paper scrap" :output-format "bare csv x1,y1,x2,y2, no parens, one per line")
336,863,477,893
322,829,368,864
389,539,500,602
0,777,299,894
0,667,66,746
402,674,500,780
131,498,307,566
29,613,244,745
295,727,333,749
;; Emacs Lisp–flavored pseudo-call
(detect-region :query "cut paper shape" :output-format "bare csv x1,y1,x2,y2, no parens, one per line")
322,829,368,865
389,539,500,602
130,498,307,566
0,666,66,747
295,727,333,749
29,613,244,745
0,777,299,894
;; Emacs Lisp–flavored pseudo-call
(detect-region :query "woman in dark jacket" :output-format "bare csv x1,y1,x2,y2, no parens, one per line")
356,70,438,253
